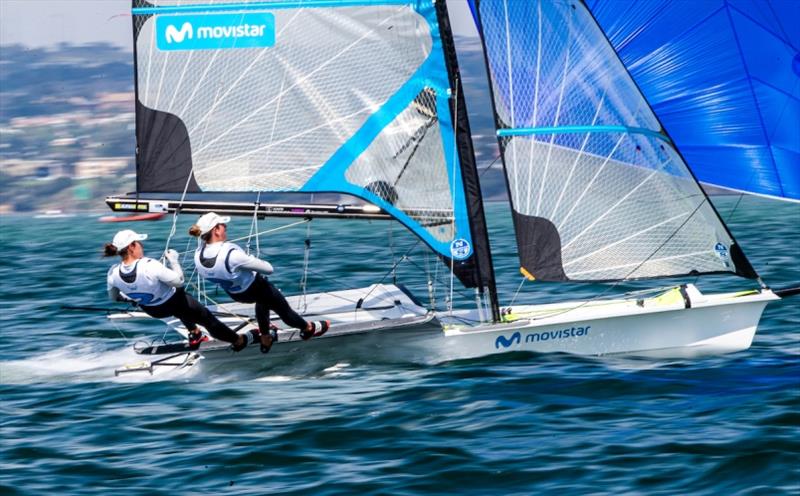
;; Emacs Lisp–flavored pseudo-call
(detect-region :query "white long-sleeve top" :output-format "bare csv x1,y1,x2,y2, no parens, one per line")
194,241,273,294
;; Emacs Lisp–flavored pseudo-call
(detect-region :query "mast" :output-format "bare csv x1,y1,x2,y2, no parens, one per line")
435,0,500,322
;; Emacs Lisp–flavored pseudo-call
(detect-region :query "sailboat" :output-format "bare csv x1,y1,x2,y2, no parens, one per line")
109,0,797,376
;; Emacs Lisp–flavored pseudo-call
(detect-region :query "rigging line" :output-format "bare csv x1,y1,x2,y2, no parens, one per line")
568,249,717,277
191,8,406,158
358,238,424,306
173,218,312,258
520,199,714,322
186,280,253,325
393,118,435,186
388,221,396,284
246,192,262,255
478,155,501,177
402,256,476,301
108,315,133,343
508,277,527,308
161,163,197,255
299,220,312,313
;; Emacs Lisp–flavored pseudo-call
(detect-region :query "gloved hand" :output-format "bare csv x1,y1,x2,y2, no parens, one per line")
165,249,180,265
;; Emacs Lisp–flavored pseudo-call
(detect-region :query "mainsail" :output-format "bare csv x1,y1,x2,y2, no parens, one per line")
129,0,497,301
474,0,758,282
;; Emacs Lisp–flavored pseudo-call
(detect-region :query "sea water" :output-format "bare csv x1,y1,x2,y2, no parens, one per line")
1,197,798,494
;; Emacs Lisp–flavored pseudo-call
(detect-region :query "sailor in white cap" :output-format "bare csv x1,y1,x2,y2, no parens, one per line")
189,212,329,353
104,229,254,351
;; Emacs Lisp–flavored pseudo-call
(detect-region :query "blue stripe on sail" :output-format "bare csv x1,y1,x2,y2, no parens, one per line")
301,1,473,258
133,0,410,16
497,125,671,143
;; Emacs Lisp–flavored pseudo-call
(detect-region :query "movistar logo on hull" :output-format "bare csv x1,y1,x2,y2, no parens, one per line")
156,13,275,51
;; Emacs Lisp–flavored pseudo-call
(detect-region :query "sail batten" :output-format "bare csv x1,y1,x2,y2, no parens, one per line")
476,0,758,282
498,126,671,142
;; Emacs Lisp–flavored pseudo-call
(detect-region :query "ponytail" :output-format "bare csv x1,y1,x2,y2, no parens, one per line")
103,243,129,258
189,224,212,243
103,243,118,257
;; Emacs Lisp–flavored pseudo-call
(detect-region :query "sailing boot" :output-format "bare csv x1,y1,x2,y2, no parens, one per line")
187,328,208,349
260,328,278,354
231,329,260,352
300,320,330,340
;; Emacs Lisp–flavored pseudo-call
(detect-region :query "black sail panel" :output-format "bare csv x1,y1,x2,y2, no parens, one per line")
135,102,199,193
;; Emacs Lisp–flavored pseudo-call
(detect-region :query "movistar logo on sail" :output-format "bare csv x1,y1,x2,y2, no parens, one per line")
156,13,275,51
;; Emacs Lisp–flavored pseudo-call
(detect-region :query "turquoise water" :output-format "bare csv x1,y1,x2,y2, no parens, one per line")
1,197,798,494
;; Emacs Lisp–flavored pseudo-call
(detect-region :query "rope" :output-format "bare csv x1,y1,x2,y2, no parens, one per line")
185,279,252,326
160,149,200,258
246,193,262,256
299,220,312,313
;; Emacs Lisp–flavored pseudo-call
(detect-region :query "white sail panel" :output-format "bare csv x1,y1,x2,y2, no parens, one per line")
136,4,431,191
478,0,755,280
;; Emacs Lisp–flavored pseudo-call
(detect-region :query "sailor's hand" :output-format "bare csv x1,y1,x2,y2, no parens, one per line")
165,249,180,264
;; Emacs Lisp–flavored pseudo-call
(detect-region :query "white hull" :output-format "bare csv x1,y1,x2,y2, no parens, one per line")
113,284,778,377
436,287,778,361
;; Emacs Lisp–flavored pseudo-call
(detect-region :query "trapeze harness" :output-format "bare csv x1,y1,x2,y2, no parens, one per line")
194,242,255,294
107,258,176,306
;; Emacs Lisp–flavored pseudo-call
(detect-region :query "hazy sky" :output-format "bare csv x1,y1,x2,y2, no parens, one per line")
0,0,478,49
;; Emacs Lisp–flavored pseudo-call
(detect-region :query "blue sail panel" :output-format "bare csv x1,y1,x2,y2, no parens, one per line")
585,0,800,201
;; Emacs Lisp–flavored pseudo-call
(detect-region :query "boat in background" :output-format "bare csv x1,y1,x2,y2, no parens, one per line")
34,209,76,219
99,212,165,222
106,0,797,377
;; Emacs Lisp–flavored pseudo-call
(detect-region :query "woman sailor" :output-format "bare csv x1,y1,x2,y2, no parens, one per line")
104,229,258,352
189,212,329,350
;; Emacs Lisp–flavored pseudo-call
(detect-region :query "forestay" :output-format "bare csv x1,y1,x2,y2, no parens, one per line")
130,0,493,290
475,0,758,282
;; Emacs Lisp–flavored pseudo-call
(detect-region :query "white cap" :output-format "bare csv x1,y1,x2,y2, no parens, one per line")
196,212,231,235
112,229,148,250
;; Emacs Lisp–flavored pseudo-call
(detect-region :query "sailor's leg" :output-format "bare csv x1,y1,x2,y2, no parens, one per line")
257,276,308,330
254,301,272,333
178,291,240,344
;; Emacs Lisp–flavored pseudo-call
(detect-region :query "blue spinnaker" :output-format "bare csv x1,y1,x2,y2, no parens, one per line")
468,0,799,202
